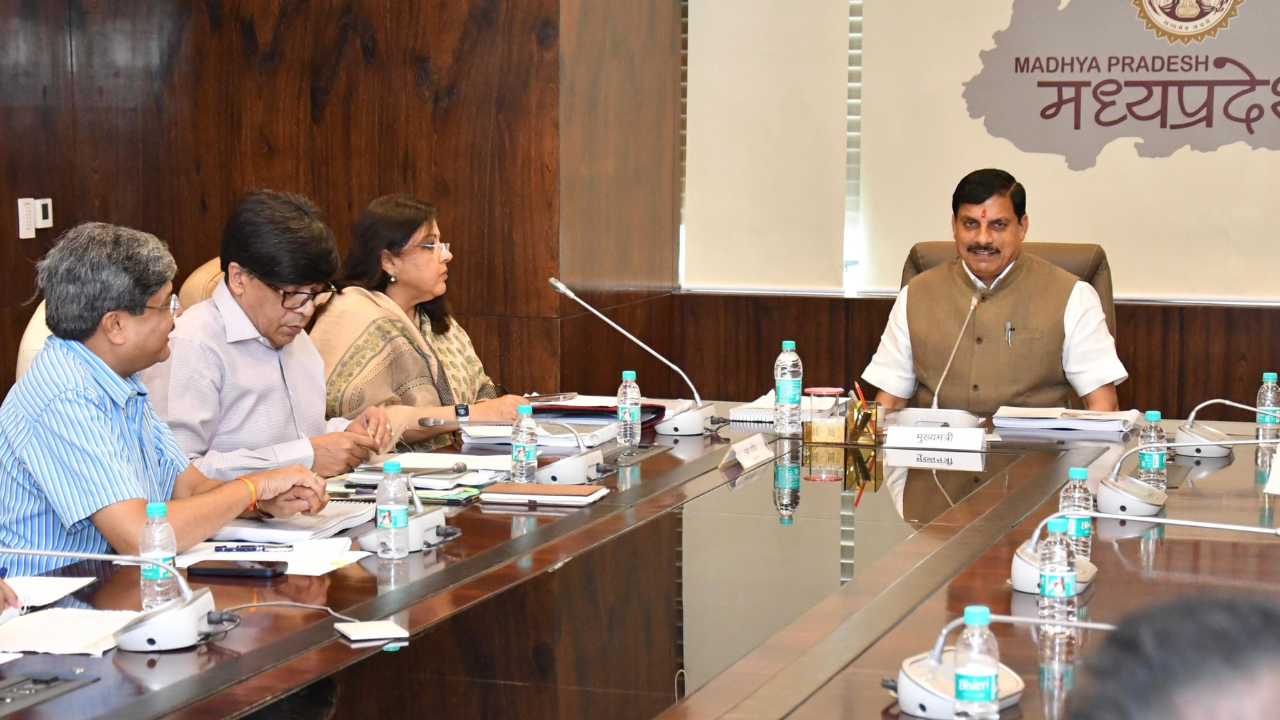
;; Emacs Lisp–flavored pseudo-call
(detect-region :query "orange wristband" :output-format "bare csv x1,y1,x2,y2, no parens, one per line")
236,477,257,512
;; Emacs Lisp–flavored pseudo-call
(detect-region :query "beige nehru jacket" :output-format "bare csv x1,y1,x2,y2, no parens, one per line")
863,254,1127,416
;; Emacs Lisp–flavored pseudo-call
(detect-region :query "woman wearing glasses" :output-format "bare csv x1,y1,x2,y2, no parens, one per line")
310,194,526,449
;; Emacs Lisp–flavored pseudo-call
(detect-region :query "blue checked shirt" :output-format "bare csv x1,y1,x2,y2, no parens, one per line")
0,336,189,575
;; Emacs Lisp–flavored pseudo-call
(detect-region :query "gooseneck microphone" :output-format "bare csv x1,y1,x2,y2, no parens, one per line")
1176,399,1280,456
548,278,716,436
932,292,982,411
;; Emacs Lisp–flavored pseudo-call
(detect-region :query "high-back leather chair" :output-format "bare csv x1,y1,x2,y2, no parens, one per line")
13,257,225,382
900,242,1116,335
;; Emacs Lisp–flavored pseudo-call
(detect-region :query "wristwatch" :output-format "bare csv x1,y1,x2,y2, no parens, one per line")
454,403,470,421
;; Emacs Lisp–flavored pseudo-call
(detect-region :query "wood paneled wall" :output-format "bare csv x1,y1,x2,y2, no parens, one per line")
559,293,1280,422
0,0,679,394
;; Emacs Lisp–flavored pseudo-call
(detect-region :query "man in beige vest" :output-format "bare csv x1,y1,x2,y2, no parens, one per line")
863,169,1126,415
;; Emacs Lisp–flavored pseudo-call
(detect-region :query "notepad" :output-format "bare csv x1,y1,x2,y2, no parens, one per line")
728,391,841,423
993,407,1142,432
479,483,610,507
210,501,374,543
0,608,139,656
334,620,409,643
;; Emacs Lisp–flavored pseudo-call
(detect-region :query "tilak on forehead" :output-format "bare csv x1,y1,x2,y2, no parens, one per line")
980,207,986,218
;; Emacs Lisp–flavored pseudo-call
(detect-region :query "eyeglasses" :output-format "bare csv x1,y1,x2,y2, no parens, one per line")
145,294,183,320
259,280,337,310
410,242,450,256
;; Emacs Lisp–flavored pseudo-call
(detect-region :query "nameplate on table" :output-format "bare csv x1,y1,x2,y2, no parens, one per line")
719,433,774,472
884,426,986,452
883,448,987,472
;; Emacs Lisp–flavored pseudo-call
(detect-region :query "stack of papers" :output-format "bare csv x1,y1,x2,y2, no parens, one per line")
993,408,1142,432
363,452,512,473
5,577,96,607
0,608,139,656
176,538,368,576
532,394,693,425
211,501,373,543
728,391,842,424
461,422,618,448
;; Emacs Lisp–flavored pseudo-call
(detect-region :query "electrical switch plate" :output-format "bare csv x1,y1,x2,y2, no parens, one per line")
17,199,36,239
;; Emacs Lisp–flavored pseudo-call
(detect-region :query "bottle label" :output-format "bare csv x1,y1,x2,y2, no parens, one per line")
1040,570,1078,598
141,556,175,580
1066,516,1092,538
512,443,537,463
955,669,998,703
1138,449,1165,471
617,405,640,423
775,378,802,405
377,506,409,530
774,464,800,490
1260,410,1279,424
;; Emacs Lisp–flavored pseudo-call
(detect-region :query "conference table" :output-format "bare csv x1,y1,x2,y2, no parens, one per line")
0,410,1271,720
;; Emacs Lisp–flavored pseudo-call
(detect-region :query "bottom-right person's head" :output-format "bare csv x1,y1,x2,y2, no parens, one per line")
1067,594,1280,720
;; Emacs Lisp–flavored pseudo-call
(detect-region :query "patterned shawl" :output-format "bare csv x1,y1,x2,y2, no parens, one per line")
310,287,496,431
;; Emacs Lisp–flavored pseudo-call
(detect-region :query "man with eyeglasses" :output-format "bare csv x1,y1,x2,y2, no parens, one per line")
0,223,327,575
143,190,396,480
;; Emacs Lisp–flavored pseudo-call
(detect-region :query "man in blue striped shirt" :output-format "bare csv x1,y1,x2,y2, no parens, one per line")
0,223,329,576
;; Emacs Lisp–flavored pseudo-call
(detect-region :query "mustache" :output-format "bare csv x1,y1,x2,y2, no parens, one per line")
966,245,1000,254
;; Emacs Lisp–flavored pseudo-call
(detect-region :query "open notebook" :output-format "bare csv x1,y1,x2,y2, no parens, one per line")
210,501,374,543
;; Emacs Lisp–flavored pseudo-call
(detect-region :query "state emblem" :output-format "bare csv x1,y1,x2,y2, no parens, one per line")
1134,0,1242,44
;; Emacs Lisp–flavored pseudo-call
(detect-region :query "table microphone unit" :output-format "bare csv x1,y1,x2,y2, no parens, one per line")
1096,437,1273,517
893,610,1116,720
0,547,217,651
1009,509,1280,594
1175,399,1280,456
419,417,605,485
547,278,717,436
887,292,982,429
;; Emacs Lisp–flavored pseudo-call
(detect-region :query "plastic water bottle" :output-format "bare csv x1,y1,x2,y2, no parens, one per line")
139,502,180,611
773,439,801,525
1058,467,1093,561
1038,517,1078,635
953,605,1000,720
773,340,803,438
511,404,539,483
1257,372,1280,448
1137,411,1167,490
376,460,410,559
617,370,642,448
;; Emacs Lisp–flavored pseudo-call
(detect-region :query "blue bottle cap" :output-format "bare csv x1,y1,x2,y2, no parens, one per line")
517,404,533,415
1144,410,1162,422
382,460,402,473
1265,372,1278,383
781,340,796,350
1068,467,1087,480
963,605,991,625
622,370,636,380
145,502,167,518
1047,517,1069,533
780,516,794,526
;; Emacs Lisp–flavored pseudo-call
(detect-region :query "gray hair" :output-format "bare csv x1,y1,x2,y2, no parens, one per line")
36,222,177,341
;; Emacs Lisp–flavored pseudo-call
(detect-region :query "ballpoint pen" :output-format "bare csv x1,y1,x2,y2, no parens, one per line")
213,544,293,553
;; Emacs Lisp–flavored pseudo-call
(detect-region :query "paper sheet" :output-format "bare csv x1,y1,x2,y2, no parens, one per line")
5,577,96,607
0,653,19,665
0,608,139,656
365,452,513,473
177,538,368,576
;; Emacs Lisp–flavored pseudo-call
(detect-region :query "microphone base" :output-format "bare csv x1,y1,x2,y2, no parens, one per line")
655,403,716,436
887,408,982,429
115,587,215,652
1097,475,1166,516
357,508,447,553
536,450,605,485
896,649,1024,719
1010,538,1098,594
1173,424,1234,457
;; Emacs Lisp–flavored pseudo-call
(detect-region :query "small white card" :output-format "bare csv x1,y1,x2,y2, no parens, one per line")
884,426,986,451
719,433,775,471
883,448,987,472
334,620,410,643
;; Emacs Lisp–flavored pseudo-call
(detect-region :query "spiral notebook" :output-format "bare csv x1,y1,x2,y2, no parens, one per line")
210,501,374,543
728,391,842,424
